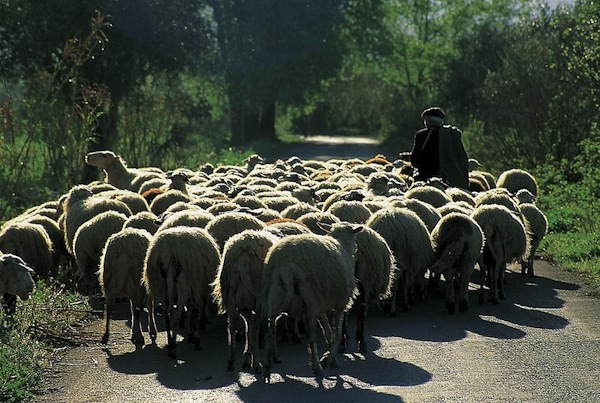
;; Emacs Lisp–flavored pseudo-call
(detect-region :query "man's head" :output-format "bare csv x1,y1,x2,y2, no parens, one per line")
421,106,445,128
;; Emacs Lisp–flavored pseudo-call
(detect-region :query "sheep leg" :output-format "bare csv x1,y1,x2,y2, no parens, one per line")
355,288,368,353
147,299,157,343
321,310,344,369
226,312,238,372
130,300,144,344
498,263,507,300
2,293,17,315
240,312,253,370
263,315,278,383
188,304,203,350
400,271,410,312
247,313,263,373
101,298,112,344
340,312,349,353
489,262,500,304
307,316,324,377
527,245,537,277
164,306,178,359
444,270,456,314
458,267,471,312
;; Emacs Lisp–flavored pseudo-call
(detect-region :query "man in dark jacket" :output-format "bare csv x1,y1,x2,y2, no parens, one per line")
410,106,469,189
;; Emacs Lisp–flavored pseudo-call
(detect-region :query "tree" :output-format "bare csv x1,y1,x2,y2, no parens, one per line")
210,0,388,146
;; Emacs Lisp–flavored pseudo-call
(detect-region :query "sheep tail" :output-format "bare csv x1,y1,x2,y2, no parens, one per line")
430,241,465,275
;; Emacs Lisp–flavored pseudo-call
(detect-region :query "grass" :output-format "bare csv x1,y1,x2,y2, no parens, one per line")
0,280,92,402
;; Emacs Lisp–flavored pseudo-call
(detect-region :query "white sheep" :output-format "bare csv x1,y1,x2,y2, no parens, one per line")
205,211,266,251
0,254,36,313
346,226,396,352
326,200,373,224
0,221,54,279
405,185,452,208
85,150,164,192
471,204,530,304
496,168,539,198
156,209,215,232
518,203,548,277
123,211,160,235
429,212,484,313
261,221,362,381
98,228,155,345
60,185,132,255
143,226,221,359
148,189,192,216
73,211,128,296
211,229,279,373
366,207,435,314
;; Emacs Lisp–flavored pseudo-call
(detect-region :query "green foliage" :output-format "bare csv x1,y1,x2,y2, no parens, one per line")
535,125,600,291
0,281,92,402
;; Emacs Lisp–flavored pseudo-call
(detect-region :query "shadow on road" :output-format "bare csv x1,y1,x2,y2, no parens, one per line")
102,261,575,398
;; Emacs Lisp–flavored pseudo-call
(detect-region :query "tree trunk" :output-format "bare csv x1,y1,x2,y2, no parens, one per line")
260,101,276,141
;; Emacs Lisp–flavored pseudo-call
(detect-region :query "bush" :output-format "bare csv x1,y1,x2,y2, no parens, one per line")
0,281,92,402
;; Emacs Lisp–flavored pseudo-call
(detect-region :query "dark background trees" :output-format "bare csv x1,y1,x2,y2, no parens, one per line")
1,0,599,219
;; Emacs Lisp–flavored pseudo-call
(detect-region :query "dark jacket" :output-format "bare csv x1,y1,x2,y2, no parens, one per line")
410,124,469,189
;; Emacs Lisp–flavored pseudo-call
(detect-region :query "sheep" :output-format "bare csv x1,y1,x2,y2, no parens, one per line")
445,187,476,206
143,226,221,359
390,198,441,232
264,219,312,237
211,229,279,373
60,185,132,255
471,204,530,304
280,203,321,220
515,189,537,204
98,228,155,345
20,215,68,278
0,222,54,280
123,211,160,235
98,189,150,214
296,211,342,235
205,211,266,251
261,221,362,381
405,185,452,208
85,150,164,192
326,200,372,224
366,207,435,314
518,203,548,277
429,212,484,313
156,209,215,232
0,254,36,313
148,189,192,216
474,188,520,213
73,211,128,296
345,226,396,352
496,168,539,198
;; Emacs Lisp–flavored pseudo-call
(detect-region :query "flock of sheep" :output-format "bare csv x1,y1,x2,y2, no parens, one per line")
0,149,548,381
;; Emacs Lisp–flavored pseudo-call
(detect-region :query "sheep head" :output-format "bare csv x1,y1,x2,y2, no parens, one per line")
85,150,118,169
0,254,35,301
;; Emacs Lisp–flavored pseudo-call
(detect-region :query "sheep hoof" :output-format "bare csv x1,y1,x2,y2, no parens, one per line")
446,301,456,314
273,355,282,364
227,361,235,373
312,363,324,378
458,300,469,312
253,363,263,374
101,333,109,345
167,345,177,359
263,369,272,384
358,339,368,353
131,336,144,345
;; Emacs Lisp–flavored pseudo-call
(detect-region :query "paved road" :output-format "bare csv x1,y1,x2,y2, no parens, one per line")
35,260,600,402
34,137,600,402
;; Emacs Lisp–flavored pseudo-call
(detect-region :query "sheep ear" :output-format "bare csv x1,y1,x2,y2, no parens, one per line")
317,222,332,233
351,224,364,234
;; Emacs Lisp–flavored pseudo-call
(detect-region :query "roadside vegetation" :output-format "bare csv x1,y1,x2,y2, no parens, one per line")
0,0,599,401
